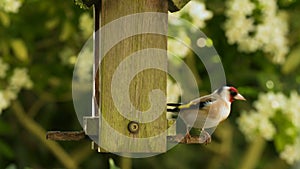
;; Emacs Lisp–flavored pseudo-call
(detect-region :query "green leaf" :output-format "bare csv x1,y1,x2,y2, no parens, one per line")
24,167,33,169
0,11,10,27
59,22,74,42
0,119,12,135
0,140,14,159
10,39,29,63
271,110,297,152
5,164,17,169
282,45,300,74
45,18,59,30
74,0,94,9
109,158,120,169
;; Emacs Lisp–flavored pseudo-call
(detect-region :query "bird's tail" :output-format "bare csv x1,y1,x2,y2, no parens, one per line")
167,103,182,112
167,103,182,107
166,103,182,119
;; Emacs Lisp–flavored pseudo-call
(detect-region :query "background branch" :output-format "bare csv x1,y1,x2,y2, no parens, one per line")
11,101,78,169
239,137,266,169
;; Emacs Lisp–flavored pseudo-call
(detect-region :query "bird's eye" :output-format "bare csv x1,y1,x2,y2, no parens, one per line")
230,90,237,96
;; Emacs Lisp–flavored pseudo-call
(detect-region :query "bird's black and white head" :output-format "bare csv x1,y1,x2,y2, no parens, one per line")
216,86,246,103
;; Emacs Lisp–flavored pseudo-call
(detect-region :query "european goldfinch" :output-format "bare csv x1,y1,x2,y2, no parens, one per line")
167,86,246,144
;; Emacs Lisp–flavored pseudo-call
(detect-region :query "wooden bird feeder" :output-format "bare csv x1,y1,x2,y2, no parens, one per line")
46,0,206,154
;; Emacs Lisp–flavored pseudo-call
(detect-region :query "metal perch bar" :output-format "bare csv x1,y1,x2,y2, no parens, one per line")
167,135,207,144
46,131,87,141
46,131,206,144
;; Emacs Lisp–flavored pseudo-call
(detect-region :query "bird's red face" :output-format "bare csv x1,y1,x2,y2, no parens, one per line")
229,87,246,102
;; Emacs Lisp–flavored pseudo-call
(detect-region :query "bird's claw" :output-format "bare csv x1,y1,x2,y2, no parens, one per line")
184,132,192,143
200,130,211,145
183,130,211,144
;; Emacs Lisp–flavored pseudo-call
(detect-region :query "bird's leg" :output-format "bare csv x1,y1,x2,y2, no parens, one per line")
200,129,211,144
184,126,192,142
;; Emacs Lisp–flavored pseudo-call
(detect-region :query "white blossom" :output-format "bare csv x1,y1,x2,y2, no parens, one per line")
168,37,190,59
225,0,255,16
237,111,276,141
185,1,213,28
253,92,286,117
238,91,300,165
258,0,277,16
168,1,212,60
224,16,255,45
9,68,33,90
169,1,213,29
168,11,183,26
0,67,33,114
237,38,261,52
280,138,300,165
224,0,289,64
3,87,17,101
0,0,22,13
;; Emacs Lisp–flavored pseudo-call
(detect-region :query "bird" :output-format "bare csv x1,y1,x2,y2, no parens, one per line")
167,86,246,144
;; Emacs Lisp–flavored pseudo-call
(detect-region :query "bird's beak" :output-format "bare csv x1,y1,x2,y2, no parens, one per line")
234,93,246,101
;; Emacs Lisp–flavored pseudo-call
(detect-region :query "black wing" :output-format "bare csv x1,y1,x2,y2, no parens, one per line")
167,100,213,112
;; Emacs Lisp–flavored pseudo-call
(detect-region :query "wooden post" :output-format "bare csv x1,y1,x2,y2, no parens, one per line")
46,0,207,148
99,0,168,152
